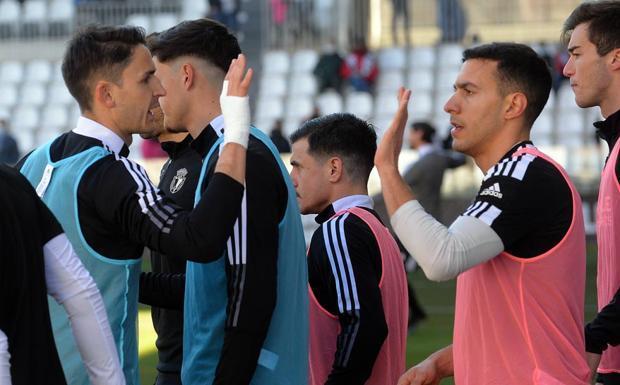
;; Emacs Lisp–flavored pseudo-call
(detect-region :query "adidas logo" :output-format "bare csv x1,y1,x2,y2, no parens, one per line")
480,182,503,199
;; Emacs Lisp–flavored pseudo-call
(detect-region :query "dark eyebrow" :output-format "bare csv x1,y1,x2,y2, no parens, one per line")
142,69,155,80
568,45,580,54
454,81,479,90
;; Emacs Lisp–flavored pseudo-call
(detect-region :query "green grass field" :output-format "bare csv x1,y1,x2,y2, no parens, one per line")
137,242,599,385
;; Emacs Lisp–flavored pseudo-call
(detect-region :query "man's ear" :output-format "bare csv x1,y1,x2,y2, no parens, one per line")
504,92,528,122
93,81,115,109
181,63,195,90
327,156,344,183
610,48,620,72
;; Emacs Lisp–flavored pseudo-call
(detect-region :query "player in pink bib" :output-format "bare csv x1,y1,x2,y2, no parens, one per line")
289,113,408,385
376,43,590,385
563,2,620,384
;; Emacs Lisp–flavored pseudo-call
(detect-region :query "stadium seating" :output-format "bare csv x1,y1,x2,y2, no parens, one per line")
0,38,601,184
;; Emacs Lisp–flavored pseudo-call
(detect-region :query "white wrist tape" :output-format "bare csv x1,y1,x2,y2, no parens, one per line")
220,80,250,148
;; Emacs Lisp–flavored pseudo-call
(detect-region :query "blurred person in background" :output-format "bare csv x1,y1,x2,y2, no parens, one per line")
563,2,620,384
404,121,466,220
340,39,378,93
314,41,344,94
391,0,411,46
401,121,466,330
0,119,18,165
207,0,240,33
437,0,467,43
269,119,291,153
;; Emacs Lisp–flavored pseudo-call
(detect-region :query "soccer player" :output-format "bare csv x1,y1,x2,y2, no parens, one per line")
147,19,308,385
18,25,252,385
0,165,124,385
375,43,590,385
563,2,620,383
289,113,408,385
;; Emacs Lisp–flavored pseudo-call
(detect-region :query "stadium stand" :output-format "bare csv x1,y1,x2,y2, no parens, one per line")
0,0,601,241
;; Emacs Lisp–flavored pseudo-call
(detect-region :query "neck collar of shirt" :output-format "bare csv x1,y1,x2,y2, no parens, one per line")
594,108,620,154
315,194,374,224
209,114,225,137
161,134,193,160
417,143,435,158
191,114,225,157
73,116,127,155
483,140,534,176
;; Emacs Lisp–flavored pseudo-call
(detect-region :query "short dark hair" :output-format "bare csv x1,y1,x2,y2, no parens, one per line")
62,25,146,112
462,42,551,128
147,18,241,74
562,1,620,56
290,113,377,185
411,121,436,143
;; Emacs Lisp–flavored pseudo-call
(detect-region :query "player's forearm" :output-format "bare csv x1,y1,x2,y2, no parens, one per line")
138,271,185,309
0,329,10,384
391,201,503,281
585,287,620,354
161,172,244,262
377,166,416,217
213,329,269,385
215,143,247,186
326,314,388,385
428,345,455,378
43,234,125,385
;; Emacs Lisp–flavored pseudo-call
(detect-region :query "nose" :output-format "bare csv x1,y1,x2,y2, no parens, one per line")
153,76,166,97
563,55,575,78
443,92,458,114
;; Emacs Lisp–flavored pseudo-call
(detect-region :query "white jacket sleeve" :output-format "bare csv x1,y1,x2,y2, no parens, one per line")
44,234,125,385
0,329,10,384
391,200,504,282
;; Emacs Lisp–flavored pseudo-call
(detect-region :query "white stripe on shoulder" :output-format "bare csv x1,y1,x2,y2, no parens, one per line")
329,213,360,313
468,201,489,217
464,201,502,226
116,156,171,231
322,215,346,314
510,153,536,181
483,152,537,181
477,204,502,226
484,157,511,181
464,201,483,216
337,214,360,310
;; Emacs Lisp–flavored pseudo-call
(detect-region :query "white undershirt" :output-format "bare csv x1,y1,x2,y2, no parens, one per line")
43,233,126,385
391,200,504,281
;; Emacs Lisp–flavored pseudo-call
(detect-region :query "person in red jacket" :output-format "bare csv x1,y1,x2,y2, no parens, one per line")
340,40,378,93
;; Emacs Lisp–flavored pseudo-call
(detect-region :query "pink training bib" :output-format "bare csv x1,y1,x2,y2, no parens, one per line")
453,147,590,385
308,206,408,385
596,137,620,374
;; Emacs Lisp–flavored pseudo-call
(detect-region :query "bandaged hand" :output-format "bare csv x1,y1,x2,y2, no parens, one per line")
221,54,253,148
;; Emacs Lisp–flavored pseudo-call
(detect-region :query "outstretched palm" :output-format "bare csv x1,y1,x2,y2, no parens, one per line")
374,87,412,171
